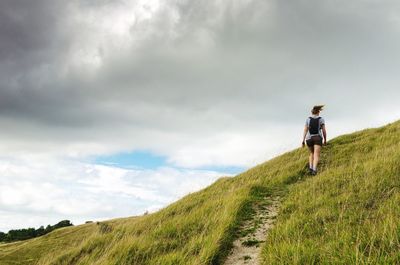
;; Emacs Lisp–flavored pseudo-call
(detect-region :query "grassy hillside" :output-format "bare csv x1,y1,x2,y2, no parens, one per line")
261,121,400,264
0,121,399,264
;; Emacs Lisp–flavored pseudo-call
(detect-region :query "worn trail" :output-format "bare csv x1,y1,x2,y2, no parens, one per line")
223,196,280,265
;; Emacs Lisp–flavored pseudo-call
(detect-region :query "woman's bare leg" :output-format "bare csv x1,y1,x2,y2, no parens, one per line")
313,145,321,170
308,147,314,169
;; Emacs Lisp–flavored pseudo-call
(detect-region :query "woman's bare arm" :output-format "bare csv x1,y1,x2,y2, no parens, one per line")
302,125,308,147
322,124,327,145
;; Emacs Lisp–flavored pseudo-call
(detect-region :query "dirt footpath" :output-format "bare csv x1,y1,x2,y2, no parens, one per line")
223,196,280,265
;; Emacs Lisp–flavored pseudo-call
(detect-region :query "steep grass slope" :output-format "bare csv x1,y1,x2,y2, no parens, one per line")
262,121,400,264
0,121,398,264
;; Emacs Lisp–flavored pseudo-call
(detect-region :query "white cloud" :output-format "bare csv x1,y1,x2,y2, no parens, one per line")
0,156,224,232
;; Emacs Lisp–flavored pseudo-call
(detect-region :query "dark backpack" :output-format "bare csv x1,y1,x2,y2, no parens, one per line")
309,117,321,135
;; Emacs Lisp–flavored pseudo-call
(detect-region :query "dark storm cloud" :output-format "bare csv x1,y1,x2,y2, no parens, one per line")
1,0,400,161
0,0,70,66
96,0,400,113
0,0,78,128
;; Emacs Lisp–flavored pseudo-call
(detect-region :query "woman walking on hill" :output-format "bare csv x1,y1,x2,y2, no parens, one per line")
302,105,327,175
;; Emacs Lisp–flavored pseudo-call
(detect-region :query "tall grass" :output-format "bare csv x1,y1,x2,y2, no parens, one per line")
0,121,398,264
261,122,400,264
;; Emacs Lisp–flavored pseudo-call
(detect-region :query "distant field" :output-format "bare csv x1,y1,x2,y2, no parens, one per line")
0,121,399,264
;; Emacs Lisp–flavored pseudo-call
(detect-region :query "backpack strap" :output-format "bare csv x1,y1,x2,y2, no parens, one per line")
310,117,322,121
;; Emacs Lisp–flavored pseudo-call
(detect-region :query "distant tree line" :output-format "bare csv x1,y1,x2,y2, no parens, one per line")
0,220,73,243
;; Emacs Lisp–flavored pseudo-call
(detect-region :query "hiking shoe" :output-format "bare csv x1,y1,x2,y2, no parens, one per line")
308,167,313,174
311,170,317,176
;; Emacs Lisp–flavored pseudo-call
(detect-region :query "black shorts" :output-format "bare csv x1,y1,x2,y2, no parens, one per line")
306,135,323,147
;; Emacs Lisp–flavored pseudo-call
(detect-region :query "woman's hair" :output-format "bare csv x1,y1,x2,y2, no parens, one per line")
311,105,324,115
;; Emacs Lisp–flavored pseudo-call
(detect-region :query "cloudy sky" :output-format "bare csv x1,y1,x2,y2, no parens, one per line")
1,0,400,232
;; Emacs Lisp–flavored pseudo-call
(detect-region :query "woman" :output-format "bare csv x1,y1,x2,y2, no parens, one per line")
302,105,327,175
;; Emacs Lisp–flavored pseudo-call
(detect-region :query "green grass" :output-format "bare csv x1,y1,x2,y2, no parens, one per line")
242,239,263,247
261,122,400,264
243,255,252,260
0,121,399,264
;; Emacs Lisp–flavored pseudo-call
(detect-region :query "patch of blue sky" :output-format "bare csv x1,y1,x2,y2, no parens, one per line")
195,165,246,175
92,150,246,174
93,150,167,169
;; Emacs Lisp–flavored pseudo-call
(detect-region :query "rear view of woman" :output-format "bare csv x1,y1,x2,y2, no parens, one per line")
302,105,327,175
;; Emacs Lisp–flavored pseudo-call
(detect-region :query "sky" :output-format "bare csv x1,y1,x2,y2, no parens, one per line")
1,0,400,232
